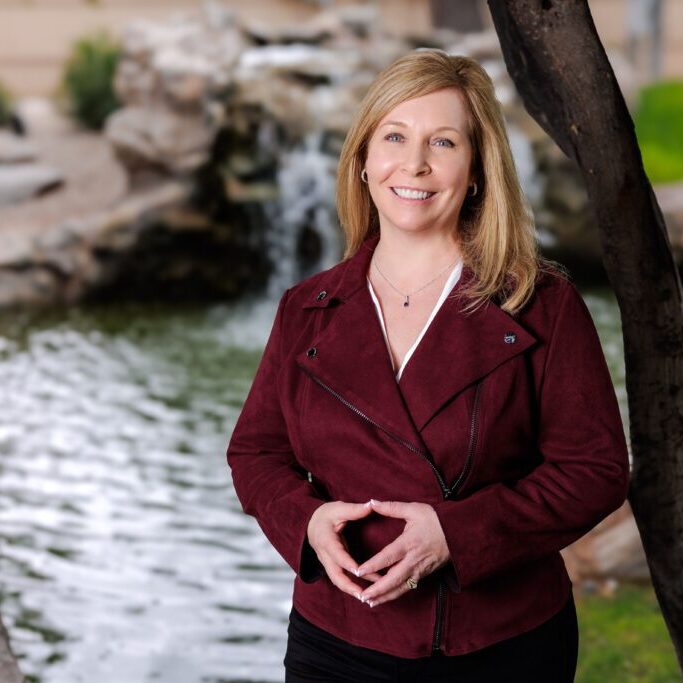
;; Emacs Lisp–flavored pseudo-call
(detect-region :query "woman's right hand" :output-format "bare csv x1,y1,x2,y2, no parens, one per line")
307,500,384,599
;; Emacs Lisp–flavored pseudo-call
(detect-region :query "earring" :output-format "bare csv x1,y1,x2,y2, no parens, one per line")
361,169,368,183
468,182,478,197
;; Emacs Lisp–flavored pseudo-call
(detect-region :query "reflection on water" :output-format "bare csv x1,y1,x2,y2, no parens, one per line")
0,286,626,683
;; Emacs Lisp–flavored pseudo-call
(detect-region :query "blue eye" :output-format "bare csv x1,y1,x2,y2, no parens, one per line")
382,133,454,146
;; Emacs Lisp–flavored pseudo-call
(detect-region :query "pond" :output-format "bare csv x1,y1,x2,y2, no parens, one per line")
0,285,627,683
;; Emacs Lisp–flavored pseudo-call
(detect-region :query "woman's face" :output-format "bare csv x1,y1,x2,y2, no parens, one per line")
364,87,474,238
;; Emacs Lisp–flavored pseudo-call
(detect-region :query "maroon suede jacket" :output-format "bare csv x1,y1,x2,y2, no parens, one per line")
226,232,630,658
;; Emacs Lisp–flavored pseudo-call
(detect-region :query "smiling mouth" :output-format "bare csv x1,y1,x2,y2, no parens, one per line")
391,187,436,201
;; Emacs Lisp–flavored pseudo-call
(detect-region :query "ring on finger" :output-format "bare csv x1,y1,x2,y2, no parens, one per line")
405,576,418,590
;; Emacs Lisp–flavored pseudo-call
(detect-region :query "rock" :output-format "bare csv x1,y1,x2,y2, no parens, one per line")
71,179,266,300
13,97,72,136
236,44,363,84
0,263,61,308
0,177,270,307
244,15,338,46
655,181,683,264
3,2,647,308
105,106,216,173
114,14,245,108
530,136,603,271
561,501,650,585
0,131,38,163
224,175,279,203
332,4,382,41
243,4,382,46
0,164,63,206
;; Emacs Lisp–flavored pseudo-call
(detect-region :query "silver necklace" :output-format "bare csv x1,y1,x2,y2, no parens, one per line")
372,253,460,307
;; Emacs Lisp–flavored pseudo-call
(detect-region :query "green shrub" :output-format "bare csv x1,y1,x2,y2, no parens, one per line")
634,80,683,184
59,30,121,130
0,81,13,127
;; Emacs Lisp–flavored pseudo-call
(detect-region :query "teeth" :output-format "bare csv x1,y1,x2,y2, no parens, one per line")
392,187,433,200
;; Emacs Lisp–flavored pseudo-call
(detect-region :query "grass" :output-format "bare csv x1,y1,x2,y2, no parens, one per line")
576,583,681,682
633,80,683,184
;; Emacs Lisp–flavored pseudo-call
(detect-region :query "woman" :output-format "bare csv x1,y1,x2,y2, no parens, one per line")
226,50,630,682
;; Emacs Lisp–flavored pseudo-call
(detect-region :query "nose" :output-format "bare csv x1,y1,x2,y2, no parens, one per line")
401,141,430,176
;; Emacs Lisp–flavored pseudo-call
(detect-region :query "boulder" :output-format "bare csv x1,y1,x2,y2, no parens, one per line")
561,500,650,587
105,106,216,173
0,131,38,163
655,181,683,264
0,164,63,206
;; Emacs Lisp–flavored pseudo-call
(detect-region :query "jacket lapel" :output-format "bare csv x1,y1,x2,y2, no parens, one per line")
296,234,427,453
397,286,537,432
295,233,538,449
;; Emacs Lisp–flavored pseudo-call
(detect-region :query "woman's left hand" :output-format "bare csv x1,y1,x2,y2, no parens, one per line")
355,499,451,608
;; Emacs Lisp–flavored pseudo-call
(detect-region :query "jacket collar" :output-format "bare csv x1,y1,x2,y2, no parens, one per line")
300,232,382,309
296,232,538,450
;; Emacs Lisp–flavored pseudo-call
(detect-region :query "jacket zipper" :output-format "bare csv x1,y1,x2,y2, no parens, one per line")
445,381,482,500
298,362,482,655
432,380,482,653
297,365,449,495
432,579,446,653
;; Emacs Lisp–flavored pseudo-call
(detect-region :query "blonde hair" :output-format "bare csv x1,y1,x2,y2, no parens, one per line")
336,49,566,315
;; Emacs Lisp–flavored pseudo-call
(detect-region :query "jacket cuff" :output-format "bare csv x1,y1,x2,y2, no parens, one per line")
296,499,327,583
433,507,462,593
299,534,325,583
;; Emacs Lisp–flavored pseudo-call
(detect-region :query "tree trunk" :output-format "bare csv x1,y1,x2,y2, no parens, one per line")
487,0,683,670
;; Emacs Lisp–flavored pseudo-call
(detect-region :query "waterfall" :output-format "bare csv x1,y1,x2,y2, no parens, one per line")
264,131,343,299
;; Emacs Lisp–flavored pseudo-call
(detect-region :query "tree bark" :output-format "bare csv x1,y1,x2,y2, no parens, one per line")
487,0,683,670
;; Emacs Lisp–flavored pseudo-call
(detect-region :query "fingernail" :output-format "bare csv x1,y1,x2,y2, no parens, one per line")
370,499,380,505
353,568,360,577
364,500,372,507
368,600,375,608
356,593,362,601
357,569,365,577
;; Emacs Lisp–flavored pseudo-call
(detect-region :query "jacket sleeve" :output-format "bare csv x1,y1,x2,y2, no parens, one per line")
433,280,631,592
226,287,327,583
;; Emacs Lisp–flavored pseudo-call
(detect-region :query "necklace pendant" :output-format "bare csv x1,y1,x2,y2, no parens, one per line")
404,295,409,307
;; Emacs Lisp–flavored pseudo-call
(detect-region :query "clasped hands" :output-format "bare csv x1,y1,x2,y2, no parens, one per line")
306,499,451,608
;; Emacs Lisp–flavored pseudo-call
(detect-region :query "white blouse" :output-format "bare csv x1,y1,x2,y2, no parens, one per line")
367,260,463,381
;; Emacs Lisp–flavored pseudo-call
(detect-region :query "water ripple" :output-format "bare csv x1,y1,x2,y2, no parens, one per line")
0,300,291,683
0,290,626,682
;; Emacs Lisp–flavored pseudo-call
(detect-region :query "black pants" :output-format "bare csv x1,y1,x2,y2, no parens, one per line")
284,593,578,682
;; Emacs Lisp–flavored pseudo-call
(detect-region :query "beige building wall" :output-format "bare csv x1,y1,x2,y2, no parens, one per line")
0,0,680,98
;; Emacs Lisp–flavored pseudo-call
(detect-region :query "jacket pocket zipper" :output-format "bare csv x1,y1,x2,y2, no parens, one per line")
298,363,482,655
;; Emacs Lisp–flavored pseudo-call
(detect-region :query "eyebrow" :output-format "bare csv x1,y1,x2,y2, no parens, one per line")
380,121,464,136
